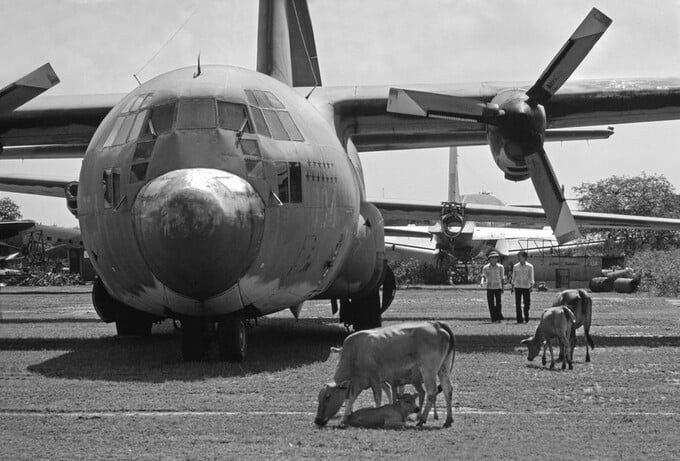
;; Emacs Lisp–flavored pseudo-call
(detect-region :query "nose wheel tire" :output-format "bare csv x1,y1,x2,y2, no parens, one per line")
217,316,247,362
181,318,211,362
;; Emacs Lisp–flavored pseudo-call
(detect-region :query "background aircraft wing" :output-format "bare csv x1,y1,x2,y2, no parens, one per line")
0,220,36,239
0,174,73,198
373,200,680,232
311,78,680,152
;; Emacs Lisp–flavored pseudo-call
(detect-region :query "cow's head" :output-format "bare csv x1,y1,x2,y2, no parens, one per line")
396,393,419,415
520,337,540,361
314,381,349,427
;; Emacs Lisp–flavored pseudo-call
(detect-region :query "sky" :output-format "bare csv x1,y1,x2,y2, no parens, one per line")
0,0,679,226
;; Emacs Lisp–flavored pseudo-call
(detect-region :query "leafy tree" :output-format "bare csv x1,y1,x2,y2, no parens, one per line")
573,173,680,254
0,197,22,222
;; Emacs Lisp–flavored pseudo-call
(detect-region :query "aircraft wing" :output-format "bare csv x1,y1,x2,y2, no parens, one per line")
0,174,74,198
310,78,680,152
0,93,122,159
0,220,36,239
373,200,680,232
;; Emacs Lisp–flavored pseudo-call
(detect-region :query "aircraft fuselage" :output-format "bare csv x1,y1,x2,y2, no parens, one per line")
78,65,382,319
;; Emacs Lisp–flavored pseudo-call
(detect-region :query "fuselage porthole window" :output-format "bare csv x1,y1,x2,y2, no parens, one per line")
176,98,217,130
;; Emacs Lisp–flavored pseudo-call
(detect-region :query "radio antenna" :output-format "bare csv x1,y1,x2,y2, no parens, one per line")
134,5,199,82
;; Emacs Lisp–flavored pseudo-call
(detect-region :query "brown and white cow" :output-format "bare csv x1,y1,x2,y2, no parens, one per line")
315,321,455,428
552,289,595,362
521,306,575,370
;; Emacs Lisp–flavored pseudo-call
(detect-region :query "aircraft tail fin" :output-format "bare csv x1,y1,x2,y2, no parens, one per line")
448,147,462,202
256,0,322,87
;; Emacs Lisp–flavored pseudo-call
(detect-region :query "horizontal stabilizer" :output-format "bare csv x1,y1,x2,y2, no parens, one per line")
0,63,60,114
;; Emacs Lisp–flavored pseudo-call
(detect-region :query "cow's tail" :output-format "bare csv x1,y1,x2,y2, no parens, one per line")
436,321,456,372
577,289,595,350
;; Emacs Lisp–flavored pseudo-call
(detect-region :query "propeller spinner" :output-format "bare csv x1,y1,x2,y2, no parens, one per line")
387,8,612,244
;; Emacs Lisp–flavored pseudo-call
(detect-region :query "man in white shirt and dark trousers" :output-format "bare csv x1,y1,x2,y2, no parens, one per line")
511,251,534,323
482,251,504,322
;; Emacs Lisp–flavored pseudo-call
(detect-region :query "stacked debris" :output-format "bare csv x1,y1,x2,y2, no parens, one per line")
590,267,641,293
2,270,85,286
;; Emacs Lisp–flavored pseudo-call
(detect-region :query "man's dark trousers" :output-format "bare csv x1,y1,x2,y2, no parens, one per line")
515,288,530,322
487,289,503,321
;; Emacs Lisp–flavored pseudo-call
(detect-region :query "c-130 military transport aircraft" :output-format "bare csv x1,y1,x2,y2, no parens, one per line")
1,1,680,361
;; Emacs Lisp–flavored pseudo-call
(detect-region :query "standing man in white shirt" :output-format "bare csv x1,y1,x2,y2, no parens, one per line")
511,251,534,323
482,251,504,322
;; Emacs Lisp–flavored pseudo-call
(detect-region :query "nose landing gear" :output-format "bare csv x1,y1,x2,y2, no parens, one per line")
180,313,248,362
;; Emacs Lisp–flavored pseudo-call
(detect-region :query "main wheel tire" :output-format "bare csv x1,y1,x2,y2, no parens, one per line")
181,318,210,362
115,319,152,336
352,290,382,331
217,317,247,362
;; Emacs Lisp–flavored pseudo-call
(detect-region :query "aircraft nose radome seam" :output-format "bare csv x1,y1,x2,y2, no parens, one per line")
132,168,265,300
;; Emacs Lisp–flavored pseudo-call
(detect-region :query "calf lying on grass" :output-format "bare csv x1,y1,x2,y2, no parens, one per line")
521,306,575,370
345,393,419,429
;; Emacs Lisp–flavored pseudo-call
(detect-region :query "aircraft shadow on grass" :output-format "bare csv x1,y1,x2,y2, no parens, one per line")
3,321,679,382
4,318,348,383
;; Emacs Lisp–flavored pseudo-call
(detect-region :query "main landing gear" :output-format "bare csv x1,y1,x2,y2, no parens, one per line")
92,277,155,336
180,313,247,362
338,262,396,331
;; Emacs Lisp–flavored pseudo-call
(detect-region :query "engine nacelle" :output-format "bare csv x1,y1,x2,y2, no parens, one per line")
317,201,385,299
486,89,546,182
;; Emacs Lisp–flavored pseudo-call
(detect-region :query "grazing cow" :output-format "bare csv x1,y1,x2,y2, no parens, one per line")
315,321,455,428
521,306,575,370
552,289,595,362
345,393,420,429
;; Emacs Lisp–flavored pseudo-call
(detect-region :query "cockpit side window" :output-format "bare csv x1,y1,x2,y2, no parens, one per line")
150,102,176,135
217,102,252,133
176,99,217,129
244,89,304,142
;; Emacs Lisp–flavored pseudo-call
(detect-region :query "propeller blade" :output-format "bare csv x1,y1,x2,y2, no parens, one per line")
0,63,60,114
525,148,581,244
526,8,611,104
387,88,500,122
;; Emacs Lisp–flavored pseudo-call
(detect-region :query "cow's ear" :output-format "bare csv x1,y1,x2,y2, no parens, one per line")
520,338,531,345
330,346,343,354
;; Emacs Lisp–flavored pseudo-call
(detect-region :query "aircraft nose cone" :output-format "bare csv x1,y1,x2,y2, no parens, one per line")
132,168,265,299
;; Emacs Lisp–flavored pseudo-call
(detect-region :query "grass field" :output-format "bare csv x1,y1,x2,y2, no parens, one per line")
1,287,679,459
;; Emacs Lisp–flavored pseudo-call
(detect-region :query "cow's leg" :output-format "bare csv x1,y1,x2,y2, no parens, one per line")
370,377,383,407
341,382,362,424
565,332,574,370
559,336,567,370
542,340,548,366
438,367,454,428
548,340,555,369
416,371,438,427
382,382,394,403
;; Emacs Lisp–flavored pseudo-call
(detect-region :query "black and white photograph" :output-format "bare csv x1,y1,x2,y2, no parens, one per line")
1,0,679,458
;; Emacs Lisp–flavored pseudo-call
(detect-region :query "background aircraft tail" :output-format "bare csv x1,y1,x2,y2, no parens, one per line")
256,0,322,87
